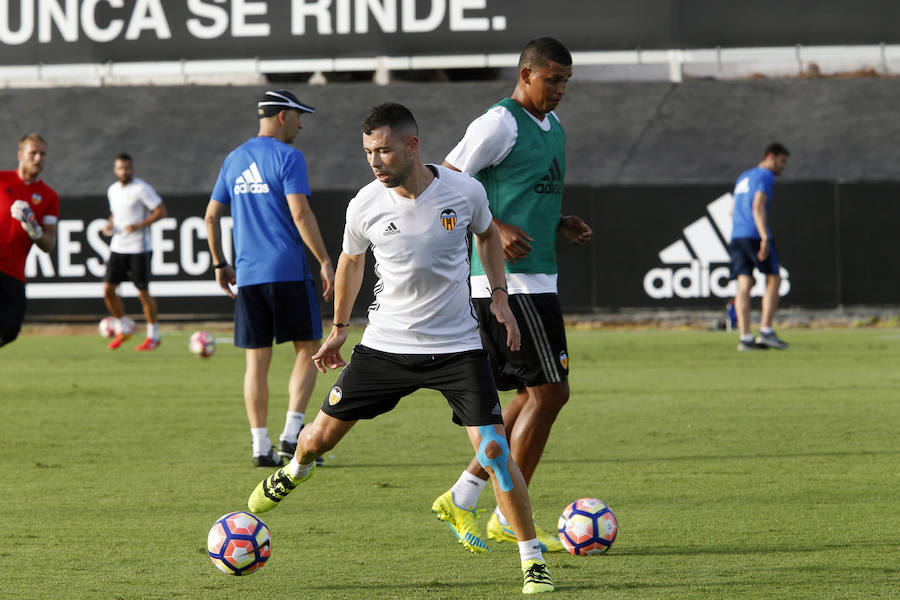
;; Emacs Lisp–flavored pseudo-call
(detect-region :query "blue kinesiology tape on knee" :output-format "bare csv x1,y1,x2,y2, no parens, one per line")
476,425,513,492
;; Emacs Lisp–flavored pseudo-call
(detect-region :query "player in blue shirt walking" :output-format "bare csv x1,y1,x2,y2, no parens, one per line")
729,143,790,351
205,90,335,466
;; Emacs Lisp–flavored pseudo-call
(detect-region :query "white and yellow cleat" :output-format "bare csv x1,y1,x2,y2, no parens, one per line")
487,512,565,553
431,490,490,553
522,558,554,594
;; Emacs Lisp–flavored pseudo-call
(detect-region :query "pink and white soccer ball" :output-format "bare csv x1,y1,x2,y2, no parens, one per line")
115,316,135,336
98,317,116,338
207,511,271,575
189,331,216,357
558,497,618,555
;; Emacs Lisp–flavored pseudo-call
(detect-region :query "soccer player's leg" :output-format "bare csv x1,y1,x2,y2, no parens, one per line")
248,411,353,513
470,424,554,594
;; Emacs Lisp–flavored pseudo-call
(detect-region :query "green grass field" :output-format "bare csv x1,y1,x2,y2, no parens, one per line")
1,327,898,599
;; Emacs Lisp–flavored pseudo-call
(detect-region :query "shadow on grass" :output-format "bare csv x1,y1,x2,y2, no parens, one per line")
615,539,900,557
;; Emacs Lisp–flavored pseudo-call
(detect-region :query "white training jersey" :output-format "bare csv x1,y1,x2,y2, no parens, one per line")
107,177,163,254
445,105,559,297
343,165,493,354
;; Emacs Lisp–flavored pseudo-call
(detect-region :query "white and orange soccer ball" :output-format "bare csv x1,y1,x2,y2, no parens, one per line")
207,511,271,575
98,316,116,338
189,331,216,358
558,497,618,555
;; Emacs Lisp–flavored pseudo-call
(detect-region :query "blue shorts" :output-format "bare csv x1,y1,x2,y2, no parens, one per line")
234,280,322,348
729,238,780,279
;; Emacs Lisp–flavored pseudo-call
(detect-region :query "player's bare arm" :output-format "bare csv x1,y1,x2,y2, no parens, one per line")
558,215,592,246
287,192,335,302
312,251,365,373
32,222,56,253
125,202,167,233
474,223,521,351
752,191,770,260
492,217,534,263
204,198,236,299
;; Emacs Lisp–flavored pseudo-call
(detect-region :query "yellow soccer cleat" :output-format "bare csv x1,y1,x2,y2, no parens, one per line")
487,513,565,553
522,558,554,594
431,490,490,553
247,463,315,514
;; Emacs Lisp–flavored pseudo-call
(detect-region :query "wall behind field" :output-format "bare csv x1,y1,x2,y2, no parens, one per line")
4,78,899,319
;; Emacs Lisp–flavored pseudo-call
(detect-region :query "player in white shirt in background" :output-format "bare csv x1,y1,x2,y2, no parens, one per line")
101,153,168,351
246,103,555,594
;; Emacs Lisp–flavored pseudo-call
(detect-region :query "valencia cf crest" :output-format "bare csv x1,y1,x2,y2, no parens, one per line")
559,351,568,370
440,208,457,232
328,386,343,406
31,193,42,205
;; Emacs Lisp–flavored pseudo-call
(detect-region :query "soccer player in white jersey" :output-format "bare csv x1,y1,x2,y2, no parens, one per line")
101,153,167,351
247,103,555,594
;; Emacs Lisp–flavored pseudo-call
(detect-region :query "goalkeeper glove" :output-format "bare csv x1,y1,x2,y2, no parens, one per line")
10,200,43,240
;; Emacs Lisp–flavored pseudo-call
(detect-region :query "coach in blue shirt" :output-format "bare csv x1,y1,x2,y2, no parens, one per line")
205,90,335,467
729,142,790,352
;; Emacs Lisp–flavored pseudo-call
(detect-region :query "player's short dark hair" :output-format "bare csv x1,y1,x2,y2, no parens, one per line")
764,143,790,158
115,153,133,163
361,103,418,137
518,36,572,70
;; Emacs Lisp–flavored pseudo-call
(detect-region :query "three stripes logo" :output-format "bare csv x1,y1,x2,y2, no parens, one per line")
233,162,270,195
440,208,457,232
382,222,400,236
534,158,564,194
643,193,790,299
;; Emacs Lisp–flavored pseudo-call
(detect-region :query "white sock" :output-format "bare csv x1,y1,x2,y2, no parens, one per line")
280,411,304,443
147,322,159,340
287,456,314,480
494,505,511,525
251,427,271,456
518,539,544,563
760,327,774,335
450,470,487,510
740,333,754,343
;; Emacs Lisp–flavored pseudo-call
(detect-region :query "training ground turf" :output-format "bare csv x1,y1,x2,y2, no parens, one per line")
2,327,898,599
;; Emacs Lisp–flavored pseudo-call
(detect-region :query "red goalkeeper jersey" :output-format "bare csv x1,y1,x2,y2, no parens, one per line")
0,170,59,282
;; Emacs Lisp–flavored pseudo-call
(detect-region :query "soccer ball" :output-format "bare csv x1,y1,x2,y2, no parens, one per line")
558,498,618,555
189,331,216,358
115,316,135,336
98,317,116,338
207,511,271,575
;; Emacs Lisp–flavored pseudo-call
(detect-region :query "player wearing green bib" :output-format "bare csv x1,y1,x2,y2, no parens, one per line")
433,37,592,555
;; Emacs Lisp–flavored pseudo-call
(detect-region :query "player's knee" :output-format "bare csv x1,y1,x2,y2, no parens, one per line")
476,425,513,492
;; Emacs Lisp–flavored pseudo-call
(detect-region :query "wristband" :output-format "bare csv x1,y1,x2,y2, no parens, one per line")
333,322,350,328
491,286,508,295
214,262,228,269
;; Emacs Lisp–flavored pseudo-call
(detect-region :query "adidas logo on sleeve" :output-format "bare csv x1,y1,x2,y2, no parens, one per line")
233,162,270,195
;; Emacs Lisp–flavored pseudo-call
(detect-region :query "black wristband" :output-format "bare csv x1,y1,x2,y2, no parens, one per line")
491,286,508,295
333,322,350,328
214,262,228,269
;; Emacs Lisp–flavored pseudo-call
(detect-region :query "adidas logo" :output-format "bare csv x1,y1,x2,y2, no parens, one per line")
534,157,563,194
643,193,790,299
233,162,270,195
382,222,400,236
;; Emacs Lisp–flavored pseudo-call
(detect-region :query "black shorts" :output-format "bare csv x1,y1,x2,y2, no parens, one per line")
729,238,780,279
234,280,322,348
320,344,504,427
0,270,26,347
104,251,151,290
474,293,569,391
